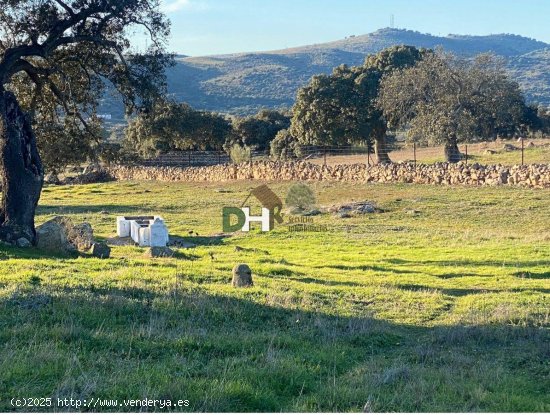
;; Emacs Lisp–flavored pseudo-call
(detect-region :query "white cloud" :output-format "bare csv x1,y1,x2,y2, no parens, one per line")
161,0,209,13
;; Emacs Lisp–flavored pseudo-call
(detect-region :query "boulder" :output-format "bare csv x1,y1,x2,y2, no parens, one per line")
145,246,174,258
16,237,32,248
232,264,253,288
44,173,61,185
69,222,94,251
91,242,111,259
36,217,77,255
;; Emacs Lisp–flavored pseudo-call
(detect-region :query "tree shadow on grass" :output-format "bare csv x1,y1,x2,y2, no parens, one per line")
0,245,80,261
395,283,550,297
314,264,416,274
385,257,550,268
0,283,547,412
170,233,230,247
513,271,550,279
263,271,363,287
433,272,486,279
37,204,145,216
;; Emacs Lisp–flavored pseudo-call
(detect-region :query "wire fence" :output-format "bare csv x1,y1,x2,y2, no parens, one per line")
135,138,550,168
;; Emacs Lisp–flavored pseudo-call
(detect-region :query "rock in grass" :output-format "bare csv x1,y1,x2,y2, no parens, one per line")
91,242,111,259
16,237,32,248
44,173,61,185
145,246,174,258
232,263,253,288
70,222,94,251
36,217,77,255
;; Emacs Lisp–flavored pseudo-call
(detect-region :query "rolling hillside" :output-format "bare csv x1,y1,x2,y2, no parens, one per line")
100,28,550,121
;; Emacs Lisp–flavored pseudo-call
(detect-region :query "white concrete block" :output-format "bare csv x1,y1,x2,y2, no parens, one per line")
117,215,169,247
150,218,169,247
116,216,130,237
138,226,150,247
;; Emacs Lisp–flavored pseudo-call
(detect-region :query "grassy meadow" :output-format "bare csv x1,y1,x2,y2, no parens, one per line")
0,180,549,412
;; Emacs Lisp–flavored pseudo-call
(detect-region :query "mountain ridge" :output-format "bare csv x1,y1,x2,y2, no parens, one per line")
100,28,550,121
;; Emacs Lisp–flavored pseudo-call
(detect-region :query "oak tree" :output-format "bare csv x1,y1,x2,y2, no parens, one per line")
0,0,173,243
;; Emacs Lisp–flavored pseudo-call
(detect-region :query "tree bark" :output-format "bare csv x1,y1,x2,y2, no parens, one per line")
373,124,392,164
444,136,462,163
0,89,44,244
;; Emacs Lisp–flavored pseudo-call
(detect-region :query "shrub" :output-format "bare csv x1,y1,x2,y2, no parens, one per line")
229,144,252,164
285,183,316,211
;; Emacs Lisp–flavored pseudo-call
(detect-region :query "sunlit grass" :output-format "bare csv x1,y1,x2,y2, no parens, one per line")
1,180,549,411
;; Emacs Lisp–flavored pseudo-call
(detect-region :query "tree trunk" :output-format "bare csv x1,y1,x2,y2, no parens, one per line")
444,136,462,163
373,125,392,164
0,89,44,244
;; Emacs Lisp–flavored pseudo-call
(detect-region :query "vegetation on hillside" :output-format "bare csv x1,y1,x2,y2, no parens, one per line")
98,29,550,119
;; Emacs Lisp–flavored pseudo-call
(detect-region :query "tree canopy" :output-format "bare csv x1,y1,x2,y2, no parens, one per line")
125,100,231,156
378,51,528,162
0,0,172,243
290,45,426,163
227,109,290,152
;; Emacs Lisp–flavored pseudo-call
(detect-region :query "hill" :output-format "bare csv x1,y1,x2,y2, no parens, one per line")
100,28,550,121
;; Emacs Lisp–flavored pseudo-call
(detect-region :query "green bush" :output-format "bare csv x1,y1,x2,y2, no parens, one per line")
285,183,316,211
229,144,252,164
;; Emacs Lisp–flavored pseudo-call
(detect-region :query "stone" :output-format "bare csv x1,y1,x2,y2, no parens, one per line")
103,161,550,190
44,173,61,185
502,143,518,152
338,212,352,219
36,217,77,255
16,237,32,248
91,242,111,259
69,222,94,251
168,236,196,248
355,203,376,214
232,264,253,288
145,246,174,258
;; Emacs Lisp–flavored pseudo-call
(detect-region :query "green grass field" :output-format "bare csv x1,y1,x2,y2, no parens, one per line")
1,180,549,412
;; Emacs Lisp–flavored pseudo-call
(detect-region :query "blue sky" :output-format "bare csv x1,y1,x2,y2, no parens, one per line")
154,0,550,56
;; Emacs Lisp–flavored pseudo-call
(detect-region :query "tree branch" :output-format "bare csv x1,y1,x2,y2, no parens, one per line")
52,0,75,17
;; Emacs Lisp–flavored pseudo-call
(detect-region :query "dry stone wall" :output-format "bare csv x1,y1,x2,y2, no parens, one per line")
105,161,550,188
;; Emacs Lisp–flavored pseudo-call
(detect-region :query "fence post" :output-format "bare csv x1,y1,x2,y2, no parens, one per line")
413,142,417,168
218,151,221,165
465,144,468,165
188,151,191,166
521,137,524,165
323,146,327,166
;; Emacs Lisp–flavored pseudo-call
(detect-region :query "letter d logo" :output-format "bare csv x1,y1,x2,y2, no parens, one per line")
223,207,246,232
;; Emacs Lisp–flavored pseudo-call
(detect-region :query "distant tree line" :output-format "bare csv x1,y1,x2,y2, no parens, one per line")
37,46,550,172
122,103,291,163
285,46,549,163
